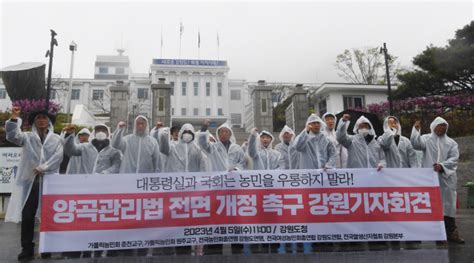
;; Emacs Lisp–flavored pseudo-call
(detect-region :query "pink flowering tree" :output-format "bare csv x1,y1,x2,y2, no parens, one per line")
10,99,61,128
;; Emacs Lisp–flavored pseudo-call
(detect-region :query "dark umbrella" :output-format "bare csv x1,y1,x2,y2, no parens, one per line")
335,109,383,136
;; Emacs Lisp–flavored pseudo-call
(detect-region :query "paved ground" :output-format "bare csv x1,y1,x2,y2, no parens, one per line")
1,209,474,263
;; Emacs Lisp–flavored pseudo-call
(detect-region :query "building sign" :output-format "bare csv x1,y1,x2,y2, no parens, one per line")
152,59,227,67
39,168,445,253
0,147,22,193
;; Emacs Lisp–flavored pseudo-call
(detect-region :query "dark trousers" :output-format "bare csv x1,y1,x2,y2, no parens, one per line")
21,176,40,251
444,216,456,235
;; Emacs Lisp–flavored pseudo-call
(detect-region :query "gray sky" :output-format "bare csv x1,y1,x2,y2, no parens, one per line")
1,1,472,83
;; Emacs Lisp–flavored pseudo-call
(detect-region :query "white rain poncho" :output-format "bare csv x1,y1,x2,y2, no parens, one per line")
198,123,245,171
377,116,418,168
64,125,121,174
247,129,283,170
410,117,459,217
112,116,161,173
5,118,63,223
159,123,205,172
322,113,348,168
336,116,386,168
65,128,90,174
294,114,336,169
274,125,299,170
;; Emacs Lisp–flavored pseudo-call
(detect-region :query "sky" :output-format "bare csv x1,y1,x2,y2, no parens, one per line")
1,1,472,83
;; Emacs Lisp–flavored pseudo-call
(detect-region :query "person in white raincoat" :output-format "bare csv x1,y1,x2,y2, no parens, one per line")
112,116,161,174
273,125,298,170
5,107,63,260
336,114,386,169
198,121,245,172
159,123,205,173
377,116,418,168
322,113,348,168
294,114,337,170
64,128,90,174
411,117,464,243
198,120,245,255
247,128,283,170
63,124,121,174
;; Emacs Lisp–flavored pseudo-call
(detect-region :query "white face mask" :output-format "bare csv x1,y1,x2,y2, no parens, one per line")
95,132,108,141
358,128,370,136
182,133,193,143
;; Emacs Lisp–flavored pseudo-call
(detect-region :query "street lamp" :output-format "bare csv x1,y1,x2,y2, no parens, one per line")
66,41,77,123
380,42,393,115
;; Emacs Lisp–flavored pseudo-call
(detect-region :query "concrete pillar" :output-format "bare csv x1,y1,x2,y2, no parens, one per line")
286,84,308,133
151,78,172,127
251,80,273,132
109,82,129,131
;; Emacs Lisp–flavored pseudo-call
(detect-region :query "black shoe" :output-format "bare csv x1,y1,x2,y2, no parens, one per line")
17,249,34,261
41,252,52,259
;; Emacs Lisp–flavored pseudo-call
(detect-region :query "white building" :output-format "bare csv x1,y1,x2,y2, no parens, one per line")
309,82,396,115
0,52,250,129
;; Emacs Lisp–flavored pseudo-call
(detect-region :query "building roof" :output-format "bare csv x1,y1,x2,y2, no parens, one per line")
95,55,130,63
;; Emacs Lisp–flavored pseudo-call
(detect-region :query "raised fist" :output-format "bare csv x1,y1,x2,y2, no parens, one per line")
11,106,21,119
118,121,127,129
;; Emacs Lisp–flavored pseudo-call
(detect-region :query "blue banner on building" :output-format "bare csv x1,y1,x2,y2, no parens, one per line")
152,59,227,67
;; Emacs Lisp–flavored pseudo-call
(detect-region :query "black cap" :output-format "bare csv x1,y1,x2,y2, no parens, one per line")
28,110,56,126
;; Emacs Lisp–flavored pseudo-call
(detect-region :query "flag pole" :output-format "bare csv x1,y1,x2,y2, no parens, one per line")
179,21,183,59
160,26,163,58
216,31,220,60
198,29,201,60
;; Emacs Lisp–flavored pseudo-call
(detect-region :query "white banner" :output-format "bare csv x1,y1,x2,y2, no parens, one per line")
0,147,22,193
39,168,446,253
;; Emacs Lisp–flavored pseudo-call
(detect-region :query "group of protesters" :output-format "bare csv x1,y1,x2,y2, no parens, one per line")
3,104,464,260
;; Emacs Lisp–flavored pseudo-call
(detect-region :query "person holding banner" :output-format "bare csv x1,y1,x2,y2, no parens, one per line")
247,128,283,170
198,120,245,255
5,106,63,261
111,116,161,257
336,114,386,170
294,114,336,170
63,124,121,175
158,123,205,173
198,120,245,172
63,127,90,175
378,116,419,168
274,125,298,170
293,114,336,253
411,117,464,244
112,116,161,174
322,112,348,168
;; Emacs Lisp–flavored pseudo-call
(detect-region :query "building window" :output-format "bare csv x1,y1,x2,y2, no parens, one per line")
50,89,57,99
206,108,211,116
137,88,149,99
158,97,165,112
217,82,223,96
92,90,104,100
172,107,175,115
206,82,211,96
181,108,187,116
230,90,241,100
71,89,80,100
318,99,327,115
181,82,187,96
231,113,242,126
193,82,199,96
170,81,175,96
99,67,108,74
217,108,223,116
343,95,365,110
261,99,267,113
0,89,7,99
193,108,199,116
115,67,125,74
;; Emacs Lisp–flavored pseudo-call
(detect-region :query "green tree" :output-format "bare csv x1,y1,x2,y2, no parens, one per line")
394,22,474,99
